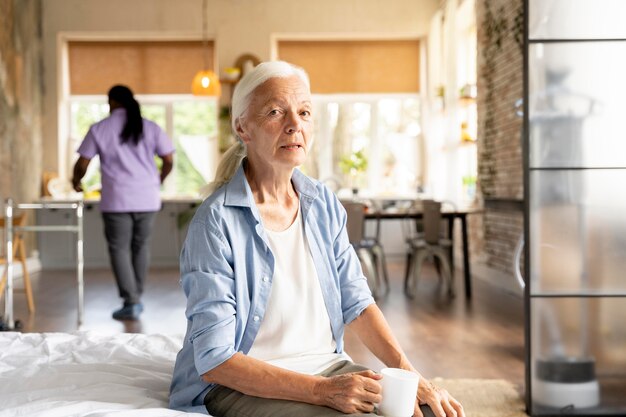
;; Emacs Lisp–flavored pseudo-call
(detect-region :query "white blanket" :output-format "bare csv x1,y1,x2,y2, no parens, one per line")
0,332,208,417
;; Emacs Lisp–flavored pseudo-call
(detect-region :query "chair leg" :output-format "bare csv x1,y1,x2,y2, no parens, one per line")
19,240,35,314
0,240,36,314
357,249,380,298
404,251,414,293
0,267,7,297
371,251,382,297
404,250,414,297
369,251,381,298
433,249,455,298
407,250,429,298
372,244,390,295
433,256,442,282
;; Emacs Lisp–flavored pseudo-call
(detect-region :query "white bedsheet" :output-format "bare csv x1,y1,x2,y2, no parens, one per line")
0,331,208,417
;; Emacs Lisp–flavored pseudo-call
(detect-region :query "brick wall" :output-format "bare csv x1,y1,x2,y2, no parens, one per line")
474,0,525,287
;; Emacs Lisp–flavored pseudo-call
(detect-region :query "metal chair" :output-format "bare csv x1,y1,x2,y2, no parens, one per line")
342,201,389,298
404,200,455,298
0,213,35,313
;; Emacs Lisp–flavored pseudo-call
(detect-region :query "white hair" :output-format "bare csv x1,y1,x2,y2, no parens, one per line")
202,61,310,197
230,61,310,139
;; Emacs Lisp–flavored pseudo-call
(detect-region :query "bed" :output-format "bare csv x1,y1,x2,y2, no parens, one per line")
0,331,208,417
0,331,526,417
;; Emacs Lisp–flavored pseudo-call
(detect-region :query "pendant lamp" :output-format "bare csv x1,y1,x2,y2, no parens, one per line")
191,0,221,96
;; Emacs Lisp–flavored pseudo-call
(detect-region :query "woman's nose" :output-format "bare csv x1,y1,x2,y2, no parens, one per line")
284,112,302,134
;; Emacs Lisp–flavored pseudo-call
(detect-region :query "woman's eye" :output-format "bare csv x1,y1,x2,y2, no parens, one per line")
269,109,280,116
301,110,311,117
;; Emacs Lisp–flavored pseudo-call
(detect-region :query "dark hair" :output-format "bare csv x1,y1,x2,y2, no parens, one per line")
108,85,143,145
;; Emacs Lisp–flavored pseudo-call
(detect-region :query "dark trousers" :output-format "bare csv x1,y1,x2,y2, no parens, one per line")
205,360,436,417
102,211,157,305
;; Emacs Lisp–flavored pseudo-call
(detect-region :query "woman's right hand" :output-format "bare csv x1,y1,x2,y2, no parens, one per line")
314,370,382,414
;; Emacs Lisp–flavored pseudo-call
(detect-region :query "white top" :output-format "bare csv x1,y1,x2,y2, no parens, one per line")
247,204,350,374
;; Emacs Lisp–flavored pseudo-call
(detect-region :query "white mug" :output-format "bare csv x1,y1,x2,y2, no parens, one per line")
378,368,420,417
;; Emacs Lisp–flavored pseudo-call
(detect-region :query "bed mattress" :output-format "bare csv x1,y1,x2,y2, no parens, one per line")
0,331,207,417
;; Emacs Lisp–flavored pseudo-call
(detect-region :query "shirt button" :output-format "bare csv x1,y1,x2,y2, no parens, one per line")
262,276,269,283
253,315,260,322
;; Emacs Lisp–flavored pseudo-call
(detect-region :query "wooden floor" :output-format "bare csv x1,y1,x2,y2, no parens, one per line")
3,259,525,389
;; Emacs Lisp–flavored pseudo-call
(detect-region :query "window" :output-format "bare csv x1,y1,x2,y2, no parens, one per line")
276,38,423,197
68,95,218,197
306,94,423,196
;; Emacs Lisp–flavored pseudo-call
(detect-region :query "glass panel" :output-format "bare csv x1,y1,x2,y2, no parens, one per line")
172,100,218,196
530,170,626,294
141,104,166,129
529,42,626,168
70,102,109,139
334,102,372,190
377,98,422,194
529,0,626,40
308,95,426,196
69,101,108,194
68,97,218,197
530,298,626,414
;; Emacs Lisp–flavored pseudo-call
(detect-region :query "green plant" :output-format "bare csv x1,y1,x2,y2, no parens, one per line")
339,150,368,176
462,175,477,186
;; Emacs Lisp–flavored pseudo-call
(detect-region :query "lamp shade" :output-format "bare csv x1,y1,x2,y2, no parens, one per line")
191,70,221,96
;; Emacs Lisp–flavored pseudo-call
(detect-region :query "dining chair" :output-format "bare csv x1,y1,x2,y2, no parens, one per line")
341,200,389,298
404,199,455,299
0,213,35,313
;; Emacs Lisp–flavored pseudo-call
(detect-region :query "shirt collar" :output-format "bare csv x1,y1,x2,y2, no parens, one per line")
111,107,126,115
223,162,319,208
224,164,253,208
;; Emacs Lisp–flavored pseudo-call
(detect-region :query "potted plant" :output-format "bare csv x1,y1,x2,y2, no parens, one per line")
339,150,368,195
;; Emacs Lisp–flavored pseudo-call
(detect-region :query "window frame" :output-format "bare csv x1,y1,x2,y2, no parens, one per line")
309,92,424,196
66,94,219,197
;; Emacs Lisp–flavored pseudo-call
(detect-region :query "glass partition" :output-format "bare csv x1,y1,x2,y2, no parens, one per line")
530,170,626,296
529,42,626,168
530,298,626,413
526,1,626,415
529,0,626,40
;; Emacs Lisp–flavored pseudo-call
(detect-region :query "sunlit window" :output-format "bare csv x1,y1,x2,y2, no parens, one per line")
68,96,218,197
305,94,422,196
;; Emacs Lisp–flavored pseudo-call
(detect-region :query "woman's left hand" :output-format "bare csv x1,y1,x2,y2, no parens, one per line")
414,377,465,417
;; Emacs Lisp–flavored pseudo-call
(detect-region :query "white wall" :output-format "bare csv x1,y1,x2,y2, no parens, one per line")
41,0,439,175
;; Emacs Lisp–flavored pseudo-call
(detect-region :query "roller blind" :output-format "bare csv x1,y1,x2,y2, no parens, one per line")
68,41,215,95
277,40,420,94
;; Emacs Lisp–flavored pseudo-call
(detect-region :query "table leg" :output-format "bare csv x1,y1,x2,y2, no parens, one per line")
447,217,455,271
461,214,472,299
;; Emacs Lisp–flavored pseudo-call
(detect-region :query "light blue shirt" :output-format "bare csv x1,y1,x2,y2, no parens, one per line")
169,164,375,413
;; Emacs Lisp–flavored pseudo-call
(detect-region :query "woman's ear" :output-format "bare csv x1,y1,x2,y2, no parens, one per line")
235,118,250,144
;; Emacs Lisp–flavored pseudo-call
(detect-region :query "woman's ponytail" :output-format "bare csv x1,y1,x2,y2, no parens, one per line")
200,141,247,198
108,85,143,145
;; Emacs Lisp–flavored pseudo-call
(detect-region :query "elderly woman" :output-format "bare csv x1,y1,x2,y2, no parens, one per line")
169,61,465,417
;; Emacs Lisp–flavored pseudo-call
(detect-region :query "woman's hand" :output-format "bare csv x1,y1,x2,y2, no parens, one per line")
414,378,465,417
314,370,382,414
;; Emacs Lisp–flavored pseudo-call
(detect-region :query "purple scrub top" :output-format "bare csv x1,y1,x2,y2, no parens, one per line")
77,108,175,212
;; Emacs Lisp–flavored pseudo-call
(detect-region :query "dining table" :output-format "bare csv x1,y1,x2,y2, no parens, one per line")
365,205,478,299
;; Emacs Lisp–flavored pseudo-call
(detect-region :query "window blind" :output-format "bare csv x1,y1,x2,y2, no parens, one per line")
68,40,215,95
277,40,420,94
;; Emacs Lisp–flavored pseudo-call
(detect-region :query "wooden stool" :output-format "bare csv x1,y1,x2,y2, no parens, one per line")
0,213,35,314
